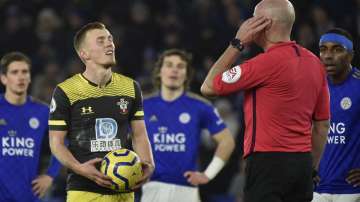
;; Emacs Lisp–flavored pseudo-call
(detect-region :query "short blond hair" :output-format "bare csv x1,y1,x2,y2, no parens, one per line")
73,22,106,53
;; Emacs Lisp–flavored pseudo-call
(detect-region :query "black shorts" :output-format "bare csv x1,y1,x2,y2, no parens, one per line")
244,152,313,202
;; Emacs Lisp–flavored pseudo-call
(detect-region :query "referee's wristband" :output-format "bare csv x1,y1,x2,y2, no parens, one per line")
204,156,225,180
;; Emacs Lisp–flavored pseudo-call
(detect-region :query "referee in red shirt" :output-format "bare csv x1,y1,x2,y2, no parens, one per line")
201,0,330,201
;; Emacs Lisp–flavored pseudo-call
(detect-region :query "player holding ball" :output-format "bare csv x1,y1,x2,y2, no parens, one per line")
48,22,154,202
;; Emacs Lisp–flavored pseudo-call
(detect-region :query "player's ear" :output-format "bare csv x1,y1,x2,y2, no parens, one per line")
347,51,354,63
79,49,90,61
0,74,7,86
156,68,161,79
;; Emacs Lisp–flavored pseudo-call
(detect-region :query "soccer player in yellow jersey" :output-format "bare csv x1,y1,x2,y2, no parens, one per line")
48,22,155,202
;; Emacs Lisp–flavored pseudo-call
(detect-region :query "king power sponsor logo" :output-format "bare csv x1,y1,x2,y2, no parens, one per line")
2,136,35,157
327,122,346,145
153,126,186,152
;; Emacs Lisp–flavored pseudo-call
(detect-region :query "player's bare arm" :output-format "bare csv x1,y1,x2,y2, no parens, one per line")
311,119,330,170
201,16,271,97
184,128,235,186
211,128,235,162
49,130,112,188
131,120,155,189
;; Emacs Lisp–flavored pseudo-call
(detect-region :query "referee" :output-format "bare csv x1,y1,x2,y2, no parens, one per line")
201,0,330,201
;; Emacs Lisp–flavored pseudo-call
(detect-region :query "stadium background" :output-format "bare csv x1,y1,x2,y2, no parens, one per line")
0,0,358,201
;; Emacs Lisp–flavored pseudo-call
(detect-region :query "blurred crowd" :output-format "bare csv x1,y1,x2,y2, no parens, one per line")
0,0,359,201
0,0,359,100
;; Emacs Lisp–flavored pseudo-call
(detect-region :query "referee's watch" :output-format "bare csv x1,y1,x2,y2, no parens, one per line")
230,38,244,52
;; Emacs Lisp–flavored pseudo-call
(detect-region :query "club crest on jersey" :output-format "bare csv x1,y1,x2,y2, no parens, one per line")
117,98,129,114
0,118,7,126
179,112,191,124
29,117,40,129
222,65,241,84
340,97,352,110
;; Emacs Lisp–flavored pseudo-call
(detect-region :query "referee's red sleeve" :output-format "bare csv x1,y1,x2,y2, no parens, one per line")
313,76,330,120
213,73,225,94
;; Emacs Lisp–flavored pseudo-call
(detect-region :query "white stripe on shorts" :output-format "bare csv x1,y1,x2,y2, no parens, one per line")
312,192,360,202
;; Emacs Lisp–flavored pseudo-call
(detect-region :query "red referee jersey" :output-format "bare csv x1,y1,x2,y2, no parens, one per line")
213,42,330,157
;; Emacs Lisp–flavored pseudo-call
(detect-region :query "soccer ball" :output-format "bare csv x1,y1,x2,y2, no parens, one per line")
101,148,143,192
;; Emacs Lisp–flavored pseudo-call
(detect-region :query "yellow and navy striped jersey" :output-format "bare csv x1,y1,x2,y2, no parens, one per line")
49,73,144,194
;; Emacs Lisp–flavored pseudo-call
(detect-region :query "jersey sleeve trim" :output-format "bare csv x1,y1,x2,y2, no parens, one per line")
130,81,144,121
49,120,67,126
135,111,144,116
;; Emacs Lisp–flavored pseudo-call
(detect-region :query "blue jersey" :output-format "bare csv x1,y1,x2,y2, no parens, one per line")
316,68,360,194
0,95,61,202
144,92,226,186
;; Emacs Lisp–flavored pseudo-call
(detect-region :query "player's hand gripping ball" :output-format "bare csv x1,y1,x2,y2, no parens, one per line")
101,149,143,192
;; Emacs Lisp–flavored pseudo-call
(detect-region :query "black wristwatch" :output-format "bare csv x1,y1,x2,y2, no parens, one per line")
230,38,244,52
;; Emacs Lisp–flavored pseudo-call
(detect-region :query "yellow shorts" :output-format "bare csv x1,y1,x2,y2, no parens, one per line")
67,190,134,202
